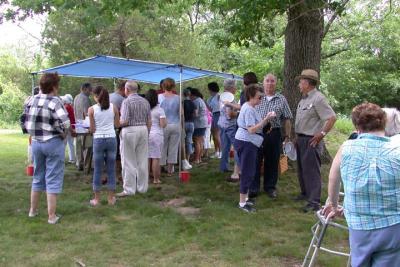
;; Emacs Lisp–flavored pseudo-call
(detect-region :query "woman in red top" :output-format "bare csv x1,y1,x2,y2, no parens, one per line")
61,94,76,163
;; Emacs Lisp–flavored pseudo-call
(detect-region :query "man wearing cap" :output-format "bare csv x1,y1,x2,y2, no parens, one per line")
295,69,336,212
250,73,293,199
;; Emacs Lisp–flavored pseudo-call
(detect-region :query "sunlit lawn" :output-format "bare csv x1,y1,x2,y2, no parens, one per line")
0,130,349,267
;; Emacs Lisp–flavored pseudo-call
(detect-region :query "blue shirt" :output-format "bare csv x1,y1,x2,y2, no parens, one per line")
235,102,263,147
192,97,208,129
340,133,400,230
160,95,180,124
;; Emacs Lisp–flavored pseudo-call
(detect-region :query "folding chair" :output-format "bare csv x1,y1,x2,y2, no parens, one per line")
302,193,351,267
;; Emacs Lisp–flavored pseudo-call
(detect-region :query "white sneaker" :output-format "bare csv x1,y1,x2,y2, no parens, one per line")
217,151,222,159
28,209,39,218
182,160,192,170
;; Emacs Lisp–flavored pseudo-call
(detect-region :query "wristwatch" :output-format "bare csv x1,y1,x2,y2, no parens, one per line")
321,131,327,137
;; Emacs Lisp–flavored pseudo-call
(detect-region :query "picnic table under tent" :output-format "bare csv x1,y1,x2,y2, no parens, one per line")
31,55,242,175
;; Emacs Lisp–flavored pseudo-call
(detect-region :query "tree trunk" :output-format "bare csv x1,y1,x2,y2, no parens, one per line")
283,2,332,164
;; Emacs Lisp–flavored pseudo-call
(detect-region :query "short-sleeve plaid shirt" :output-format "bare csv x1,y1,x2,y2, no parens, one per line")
255,93,293,128
341,133,400,230
120,94,150,126
23,94,70,142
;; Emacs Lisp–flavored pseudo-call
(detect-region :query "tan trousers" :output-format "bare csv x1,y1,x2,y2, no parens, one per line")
120,126,149,194
161,124,181,165
75,135,92,171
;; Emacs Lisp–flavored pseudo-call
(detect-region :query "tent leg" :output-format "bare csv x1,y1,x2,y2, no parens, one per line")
31,74,36,95
179,67,183,180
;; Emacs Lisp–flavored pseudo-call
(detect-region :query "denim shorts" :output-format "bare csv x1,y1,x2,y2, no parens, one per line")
211,112,220,130
31,137,65,194
193,127,206,137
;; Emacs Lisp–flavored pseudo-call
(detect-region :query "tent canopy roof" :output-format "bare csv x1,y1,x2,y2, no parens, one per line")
32,55,242,84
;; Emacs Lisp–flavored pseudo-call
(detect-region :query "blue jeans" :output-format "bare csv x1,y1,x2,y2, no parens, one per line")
185,122,194,155
31,137,65,194
219,125,239,172
93,137,117,191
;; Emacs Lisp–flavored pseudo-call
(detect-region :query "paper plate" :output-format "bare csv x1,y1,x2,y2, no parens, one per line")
220,92,235,103
283,141,297,161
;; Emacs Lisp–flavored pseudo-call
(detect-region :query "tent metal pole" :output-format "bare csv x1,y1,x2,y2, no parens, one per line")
179,66,183,180
31,74,36,95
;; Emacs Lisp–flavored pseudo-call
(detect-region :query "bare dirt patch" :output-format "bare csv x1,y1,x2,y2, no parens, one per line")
159,197,200,216
160,184,179,197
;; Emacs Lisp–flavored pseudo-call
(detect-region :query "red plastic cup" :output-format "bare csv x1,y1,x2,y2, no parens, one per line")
180,171,190,183
26,165,34,176
229,149,234,158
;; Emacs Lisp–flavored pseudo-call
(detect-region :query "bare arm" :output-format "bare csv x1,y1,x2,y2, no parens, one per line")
283,119,292,141
322,145,343,219
247,112,276,134
113,106,120,128
88,107,95,134
310,115,337,147
323,115,337,134
146,114,152,132
224,101,241,110
160,117,167,128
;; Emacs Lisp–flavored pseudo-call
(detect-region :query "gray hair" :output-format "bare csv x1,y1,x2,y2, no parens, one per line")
383,107,400,137
125,80,139,92
264,73,277,82
223,78,236,90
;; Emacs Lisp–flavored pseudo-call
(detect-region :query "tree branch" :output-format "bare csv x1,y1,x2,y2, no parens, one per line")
322,0,350,39
322,47,350,59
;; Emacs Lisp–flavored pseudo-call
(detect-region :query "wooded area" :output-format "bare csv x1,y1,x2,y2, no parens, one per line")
0,0,399,124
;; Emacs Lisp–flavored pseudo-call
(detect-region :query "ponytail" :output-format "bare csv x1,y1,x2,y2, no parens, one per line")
93,85,110,110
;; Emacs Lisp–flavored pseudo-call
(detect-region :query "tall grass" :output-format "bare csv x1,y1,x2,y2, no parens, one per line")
334,115,354,136
0,121,20,129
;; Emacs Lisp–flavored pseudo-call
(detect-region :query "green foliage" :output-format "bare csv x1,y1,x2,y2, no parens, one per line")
334,115,354,136
0,48,35,95
0,77,26,123
322,1,400,113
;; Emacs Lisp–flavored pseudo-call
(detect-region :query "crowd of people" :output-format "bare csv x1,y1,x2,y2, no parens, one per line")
21,69,400,266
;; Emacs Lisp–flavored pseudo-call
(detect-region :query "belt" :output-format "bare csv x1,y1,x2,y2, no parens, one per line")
297,133,313,138
212,111,220,114
271,128,281,131
239,127,263,137
94,134,115,138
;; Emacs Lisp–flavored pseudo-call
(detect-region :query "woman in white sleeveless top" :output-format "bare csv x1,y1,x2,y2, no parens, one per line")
145,89,167,184
88,86,120,206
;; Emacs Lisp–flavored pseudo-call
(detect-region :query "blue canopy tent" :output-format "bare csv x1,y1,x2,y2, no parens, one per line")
32,55,242,176
32,55,242,84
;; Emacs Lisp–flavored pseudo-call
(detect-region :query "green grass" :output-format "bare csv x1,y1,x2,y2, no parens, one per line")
334,116,354,136
0,121,20,129
0,130,349,267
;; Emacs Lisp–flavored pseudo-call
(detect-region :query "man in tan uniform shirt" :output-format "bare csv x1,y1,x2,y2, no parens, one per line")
294,69,336,212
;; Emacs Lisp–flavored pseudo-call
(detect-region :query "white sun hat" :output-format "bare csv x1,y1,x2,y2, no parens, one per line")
220,92,235,103
283,141,297,161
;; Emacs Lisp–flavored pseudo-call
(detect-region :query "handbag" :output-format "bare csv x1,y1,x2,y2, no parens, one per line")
279,154,288,174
